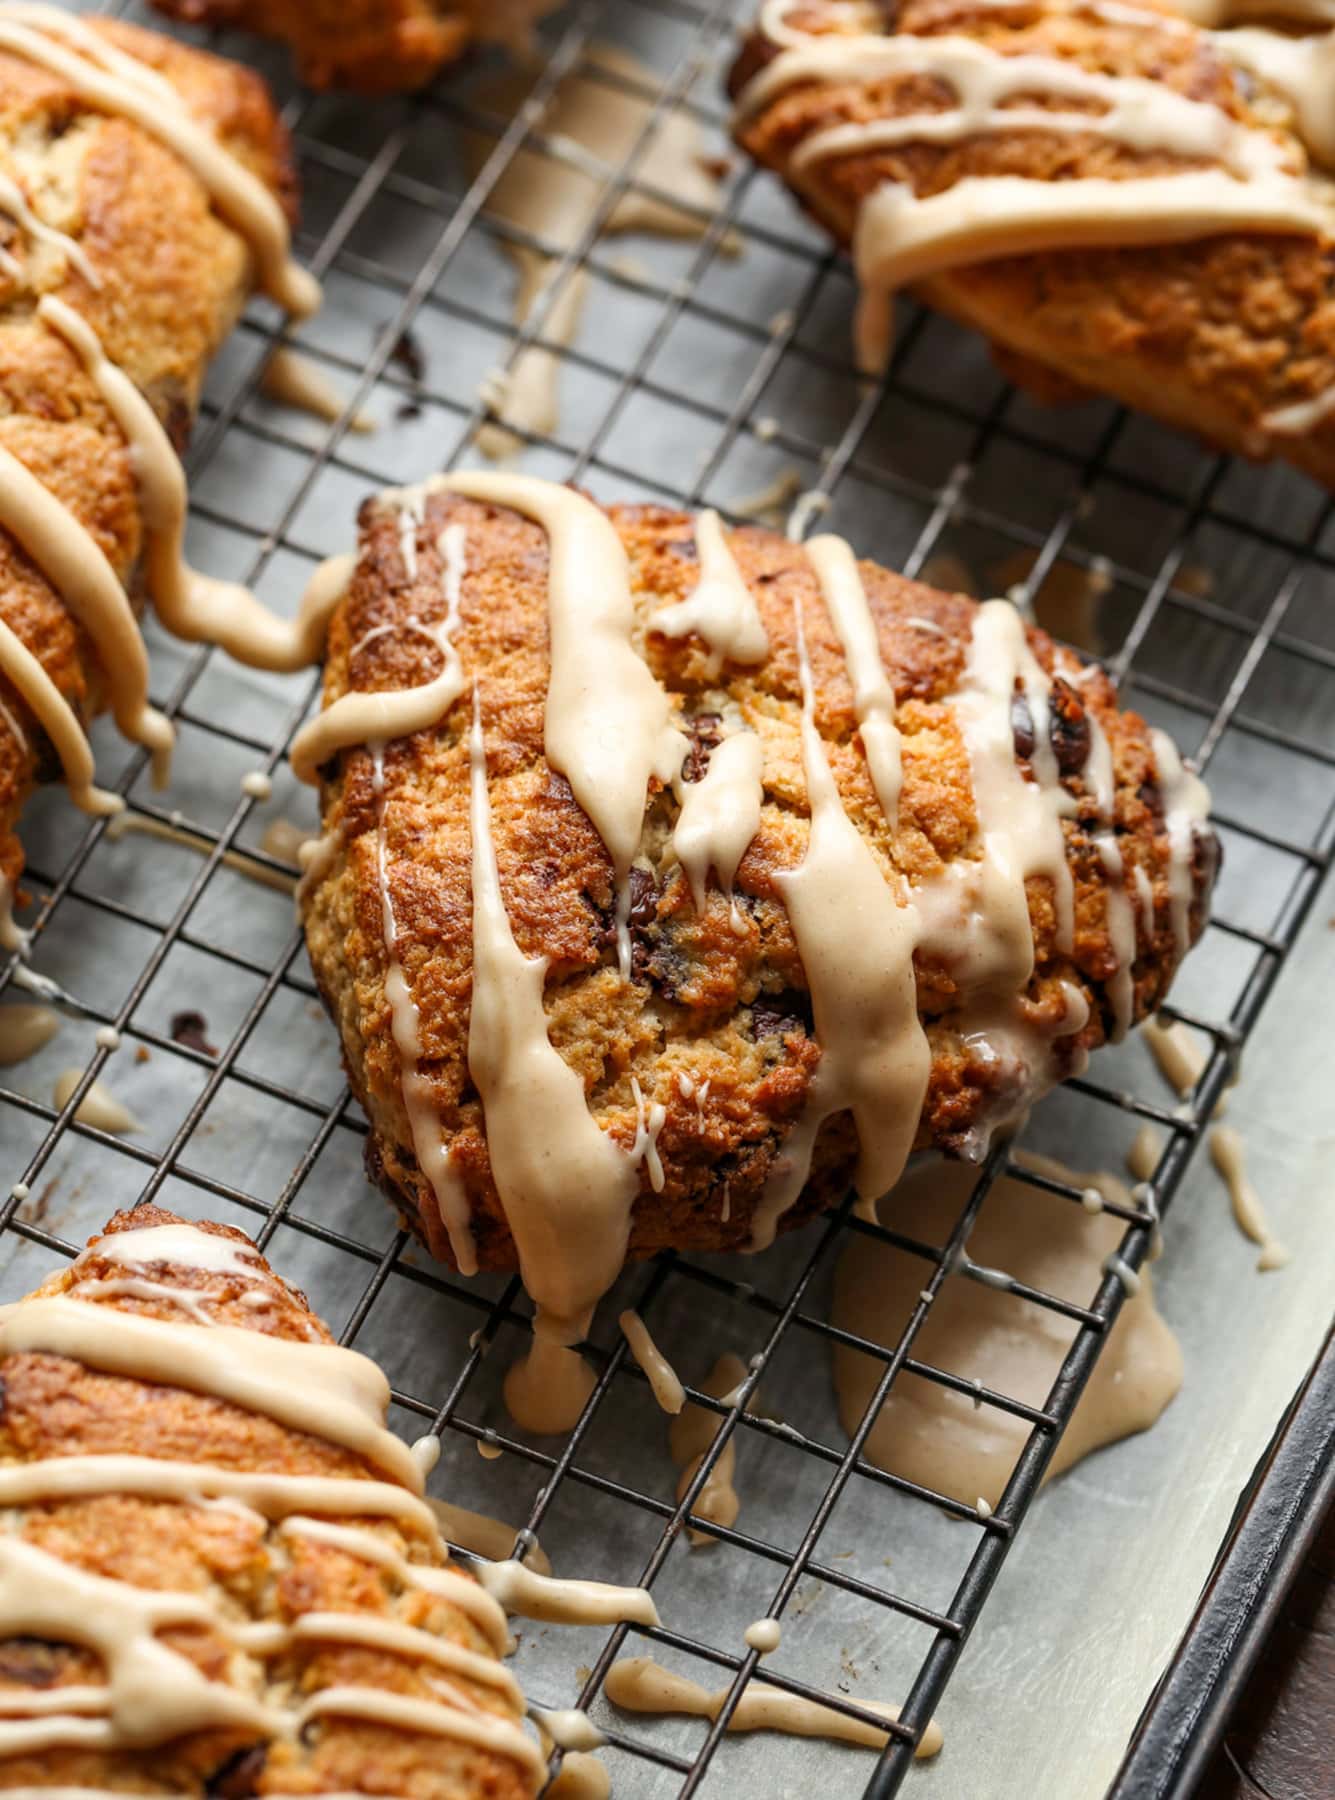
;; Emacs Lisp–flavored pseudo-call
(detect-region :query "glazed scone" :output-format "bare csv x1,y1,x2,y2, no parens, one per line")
728,0,1335,486
0,12,317,947
0,1204,541,1796
296,473,1216,1347
151,0,560,90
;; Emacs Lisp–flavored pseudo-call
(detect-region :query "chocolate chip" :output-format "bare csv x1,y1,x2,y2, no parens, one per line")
389,327,425,386
1011,689,1035,761
170,1010,218,1059
681,713,724,784
750,990,814,1042
1048,677,1091,777
627,866,659,929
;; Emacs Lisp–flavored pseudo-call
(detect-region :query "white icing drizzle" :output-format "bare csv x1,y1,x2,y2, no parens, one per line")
668,1351,752,1546
918,599,1075,999
370,735,476,1275
294,1685,543,1776
670,728,764,933
0,439,174,781
1148,727,1211,968
649,509,770,672
750,588,928,1248
0,1534,286,1755
1216,25,1335,171
1210,1124,1291,1270
0,167,100,286
467,689,638,1376
477,1560,659,1627
604,1656,943,1757
535,1707,605,1751
631,1075,667,1192
807,533,903,824
619,1307,686,1414
736,12,1331,371
0,4,319,317
442,471,688,979
0,1295,422,1488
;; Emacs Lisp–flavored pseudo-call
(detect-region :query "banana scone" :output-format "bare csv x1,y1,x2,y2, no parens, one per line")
728,0,1335,485
296,471,1216,1353
0,9,327,951
150,0,559,91
0,1204,540,1796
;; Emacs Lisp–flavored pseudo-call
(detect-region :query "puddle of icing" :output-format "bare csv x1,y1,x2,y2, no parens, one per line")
1209,1125,1291,1272
260,345,376,434
0,1002,60,1067
52,1068,140,1135
465,43,732,457
832,1156,1182,1509
669,1351,756,1547
547,1751,610,1799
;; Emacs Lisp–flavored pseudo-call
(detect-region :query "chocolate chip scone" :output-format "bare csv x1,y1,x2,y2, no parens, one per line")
0,1204,540,1797
151,0,558,91
729,0,1335,485
0,10,320,950
296,472,1216,1352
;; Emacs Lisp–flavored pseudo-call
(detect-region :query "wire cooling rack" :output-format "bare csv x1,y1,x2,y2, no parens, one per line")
2,0,1334,1794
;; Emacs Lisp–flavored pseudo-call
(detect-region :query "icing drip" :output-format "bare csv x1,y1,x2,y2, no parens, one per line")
670,728,764,931
260,345,376,433
619,1307,686,1414
0,439,174,781
442,472,688,979
475,1560,659,1627
735,13,1330,370
38,298,348,679
1216,26,1335,171
605,1657,942,1757
1210,1124,1291,1270
745,1617,782,1654
52,1068,139,1134
669,1351,753,1546
0,613,122,813
751,586,928,1247
371,733,476,1274
919,600,1075,996
467,691,638,1380
1148,728,1211,968
0,1000,59,1065
0,5,319,317
806,533,903,825
649,509,770,671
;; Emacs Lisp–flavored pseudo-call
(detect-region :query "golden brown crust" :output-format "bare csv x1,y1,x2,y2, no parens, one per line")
729,0,1335,487
299,486,1216,1274
151,0,474,92
0,1204,533,1799
0,19,298,922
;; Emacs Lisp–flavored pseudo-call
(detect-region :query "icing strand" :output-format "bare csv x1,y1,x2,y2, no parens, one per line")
1148,727,1211,968
442,471,688,978
750,586,928,1248
649,509,770,671
467,688,638,1352
806,533,903,825
0,1296,422,1489
669,728,764,931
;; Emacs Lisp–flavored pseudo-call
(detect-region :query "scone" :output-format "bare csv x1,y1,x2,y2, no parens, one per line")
728,0,1335,485
0,12,321,951
296,471,1216,1350
0,1204,540,1797
150,0,560,90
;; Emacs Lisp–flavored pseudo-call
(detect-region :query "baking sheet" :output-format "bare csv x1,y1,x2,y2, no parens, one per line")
1,1,1334,1795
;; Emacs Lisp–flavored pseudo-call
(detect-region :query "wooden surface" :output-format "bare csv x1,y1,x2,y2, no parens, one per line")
1198,1505,1335,1800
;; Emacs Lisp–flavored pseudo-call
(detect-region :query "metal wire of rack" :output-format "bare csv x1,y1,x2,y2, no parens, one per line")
1,0,1333,1794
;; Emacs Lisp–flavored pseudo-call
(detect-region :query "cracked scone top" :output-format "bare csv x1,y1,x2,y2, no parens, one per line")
0,1205,539,1797
729,0,1335,485
297,473,1216,1354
